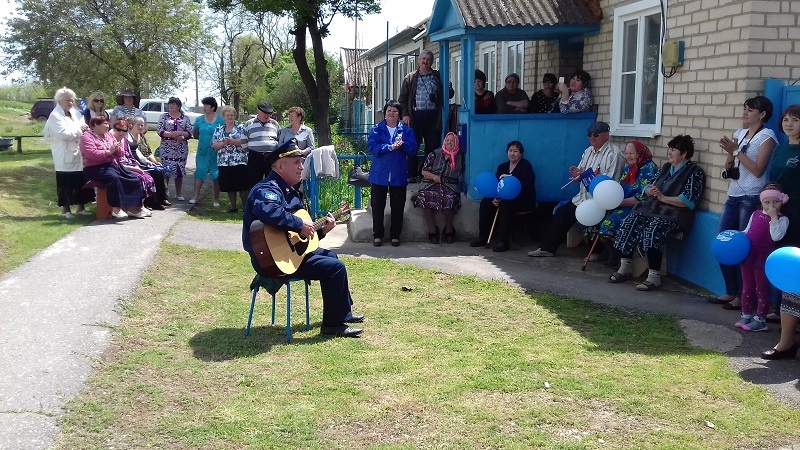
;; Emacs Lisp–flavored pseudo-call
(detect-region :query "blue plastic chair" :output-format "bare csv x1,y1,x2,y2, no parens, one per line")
246,274,310,341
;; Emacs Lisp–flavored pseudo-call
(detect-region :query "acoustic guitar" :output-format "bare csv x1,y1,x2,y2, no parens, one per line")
249,203,349,277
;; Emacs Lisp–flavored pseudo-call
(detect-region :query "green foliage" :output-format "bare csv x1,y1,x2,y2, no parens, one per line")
2,0,210,97
262,50,343,125
0,83,50,102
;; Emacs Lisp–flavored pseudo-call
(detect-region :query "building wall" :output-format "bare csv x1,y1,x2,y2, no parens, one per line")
585,0,800,212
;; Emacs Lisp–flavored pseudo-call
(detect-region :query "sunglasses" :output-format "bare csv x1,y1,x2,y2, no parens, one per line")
93,99,104,103
114,128,128,132
587,132,602,138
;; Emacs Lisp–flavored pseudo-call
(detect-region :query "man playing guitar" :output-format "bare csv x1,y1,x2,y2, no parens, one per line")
242,139,365,338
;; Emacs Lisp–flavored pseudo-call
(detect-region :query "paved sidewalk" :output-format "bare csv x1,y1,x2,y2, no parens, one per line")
2,206,800,449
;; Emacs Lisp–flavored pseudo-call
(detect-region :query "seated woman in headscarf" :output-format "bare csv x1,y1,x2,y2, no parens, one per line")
595,140,658,264
414,132,464,243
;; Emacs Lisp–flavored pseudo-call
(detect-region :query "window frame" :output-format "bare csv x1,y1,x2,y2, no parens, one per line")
609,0,664,137
478,42,497,92
502,41,524,87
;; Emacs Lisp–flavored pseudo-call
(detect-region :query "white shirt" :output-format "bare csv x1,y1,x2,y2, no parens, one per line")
727,127,777,197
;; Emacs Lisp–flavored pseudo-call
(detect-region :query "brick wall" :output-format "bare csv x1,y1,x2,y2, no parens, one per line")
584,0,800,211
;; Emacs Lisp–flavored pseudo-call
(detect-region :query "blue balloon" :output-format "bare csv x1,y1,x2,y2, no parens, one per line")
497,176,522,200
588,175,611,195
474,171,498,198
711,230,750,265
766,247,800,294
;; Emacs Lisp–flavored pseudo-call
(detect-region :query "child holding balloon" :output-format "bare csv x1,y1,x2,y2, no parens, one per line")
737,183,789,331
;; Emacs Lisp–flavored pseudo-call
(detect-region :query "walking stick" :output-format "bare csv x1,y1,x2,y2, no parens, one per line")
486,207,500,248
582,233,601,271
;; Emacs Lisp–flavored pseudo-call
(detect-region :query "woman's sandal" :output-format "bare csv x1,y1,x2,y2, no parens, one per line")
443,227,456,244
608,272,633,283
373,238,382,247
391,239,400,247
635,280,661,291
429,227,440,244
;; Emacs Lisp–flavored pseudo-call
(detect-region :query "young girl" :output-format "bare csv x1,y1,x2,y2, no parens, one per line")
737,183,789,331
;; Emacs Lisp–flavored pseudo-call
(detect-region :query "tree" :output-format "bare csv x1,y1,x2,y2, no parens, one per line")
2,0,208,98
206,6,293,113
210,0,380,145
261,50,343,125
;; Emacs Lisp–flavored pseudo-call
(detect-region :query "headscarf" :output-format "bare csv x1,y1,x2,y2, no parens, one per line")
442,131,460,171
620,140,652,185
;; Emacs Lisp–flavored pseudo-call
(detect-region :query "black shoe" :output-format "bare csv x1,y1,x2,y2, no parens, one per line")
493,242,508,252
320,325,363,337
761,343,798,360
428,227,440,244
391,239,400,247
469,238,485,247
443,227,455,244
346,314,365,323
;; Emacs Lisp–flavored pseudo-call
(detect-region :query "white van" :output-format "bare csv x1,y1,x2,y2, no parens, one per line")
138,99,202,130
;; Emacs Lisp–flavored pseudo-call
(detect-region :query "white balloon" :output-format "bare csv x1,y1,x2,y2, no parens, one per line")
575,199,606,226
593,180,625,210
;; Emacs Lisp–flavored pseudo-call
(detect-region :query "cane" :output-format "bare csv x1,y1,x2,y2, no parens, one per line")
582,233,601,271
485,207,500,248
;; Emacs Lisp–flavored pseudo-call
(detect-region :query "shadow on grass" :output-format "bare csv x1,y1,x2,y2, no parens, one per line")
188,321,334,361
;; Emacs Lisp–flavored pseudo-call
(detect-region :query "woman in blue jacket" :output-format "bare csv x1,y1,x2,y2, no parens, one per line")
367,100,419,247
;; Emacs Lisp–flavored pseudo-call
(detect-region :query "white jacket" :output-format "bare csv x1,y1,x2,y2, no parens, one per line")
43,104,85,172
301,145,340,180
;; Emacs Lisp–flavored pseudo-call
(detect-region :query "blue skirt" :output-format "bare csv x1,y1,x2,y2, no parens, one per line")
83,163,143,209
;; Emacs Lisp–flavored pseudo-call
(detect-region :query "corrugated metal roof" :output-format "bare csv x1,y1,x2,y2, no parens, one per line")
341,48,370,88
455,0,602,27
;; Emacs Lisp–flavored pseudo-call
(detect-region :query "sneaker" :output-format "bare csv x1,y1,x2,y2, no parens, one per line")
61,211,74,220
111,210,128,219
735,314,754,329
213,201,220,208
742,317,768,332
528,248,554,257
128,210,147,219
188,198,197,204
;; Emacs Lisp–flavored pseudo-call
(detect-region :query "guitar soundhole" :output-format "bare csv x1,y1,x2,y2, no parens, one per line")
294,240,309,256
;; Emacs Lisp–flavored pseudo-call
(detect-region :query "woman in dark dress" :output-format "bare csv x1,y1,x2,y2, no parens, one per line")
469,140,536,252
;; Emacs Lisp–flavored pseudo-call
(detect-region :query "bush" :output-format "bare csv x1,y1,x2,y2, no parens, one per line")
0,83,50,102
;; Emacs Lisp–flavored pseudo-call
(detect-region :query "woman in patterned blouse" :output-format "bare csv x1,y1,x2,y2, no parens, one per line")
555,69,593,114
212,105,248,212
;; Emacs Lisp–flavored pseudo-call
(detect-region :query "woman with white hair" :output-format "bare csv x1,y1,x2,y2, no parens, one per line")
43,87,91,219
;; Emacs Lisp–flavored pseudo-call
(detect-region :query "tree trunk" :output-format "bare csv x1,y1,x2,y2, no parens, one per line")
292,19,332,146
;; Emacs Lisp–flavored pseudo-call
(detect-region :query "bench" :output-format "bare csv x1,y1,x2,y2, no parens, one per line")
83,181,111,220
0,135,43,154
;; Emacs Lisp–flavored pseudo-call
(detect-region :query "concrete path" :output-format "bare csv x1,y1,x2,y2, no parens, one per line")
1,200,799,449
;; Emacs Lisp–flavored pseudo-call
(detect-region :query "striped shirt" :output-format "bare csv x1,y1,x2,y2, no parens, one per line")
572,141,625,205
241,117,280,154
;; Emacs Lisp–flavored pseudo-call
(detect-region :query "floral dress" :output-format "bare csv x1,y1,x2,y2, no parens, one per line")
117,139,156,200
414,149,463,210
598,160,658,238
212,123,247,167
157,113,193,178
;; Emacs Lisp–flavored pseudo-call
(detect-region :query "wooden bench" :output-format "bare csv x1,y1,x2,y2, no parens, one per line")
0,135,43,154
83,181,111,220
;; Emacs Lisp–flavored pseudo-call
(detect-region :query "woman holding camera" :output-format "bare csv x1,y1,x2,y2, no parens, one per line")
712,96,777,308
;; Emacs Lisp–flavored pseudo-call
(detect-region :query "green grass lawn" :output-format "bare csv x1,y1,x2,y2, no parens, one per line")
53,243,800,449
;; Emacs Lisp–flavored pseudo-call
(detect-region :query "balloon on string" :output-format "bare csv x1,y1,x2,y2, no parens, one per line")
474,172,498,198
711,230,750,265
575,199,605,226
766,247,800,294
497,175,522,200
593,180,625,210
588,174,611,194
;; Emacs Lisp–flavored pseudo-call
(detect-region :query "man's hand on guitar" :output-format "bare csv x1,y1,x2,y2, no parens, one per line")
321,213,336,234
301,221,315,239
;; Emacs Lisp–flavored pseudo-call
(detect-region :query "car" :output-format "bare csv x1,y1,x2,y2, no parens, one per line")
30,98,55,121
138,99,202,130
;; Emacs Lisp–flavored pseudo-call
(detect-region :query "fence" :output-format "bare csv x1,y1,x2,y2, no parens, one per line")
303,153,371,220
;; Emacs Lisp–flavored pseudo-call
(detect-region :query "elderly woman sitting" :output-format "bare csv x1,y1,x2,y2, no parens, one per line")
414,132,464,243
594,140,658,263
608,135,706,290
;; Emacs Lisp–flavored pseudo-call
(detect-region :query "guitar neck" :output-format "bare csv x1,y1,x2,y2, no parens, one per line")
312,208,347,231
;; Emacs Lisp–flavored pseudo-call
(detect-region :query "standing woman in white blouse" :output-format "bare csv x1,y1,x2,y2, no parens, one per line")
43,87,91,219
713,96,778,309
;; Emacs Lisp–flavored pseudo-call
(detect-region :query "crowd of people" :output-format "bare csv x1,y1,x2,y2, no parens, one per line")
485,69,594,115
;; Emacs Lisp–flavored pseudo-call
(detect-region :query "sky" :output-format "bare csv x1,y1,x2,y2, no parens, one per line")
0,0,433,102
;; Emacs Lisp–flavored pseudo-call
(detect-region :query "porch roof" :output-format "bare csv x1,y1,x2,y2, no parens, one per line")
428,0,601,42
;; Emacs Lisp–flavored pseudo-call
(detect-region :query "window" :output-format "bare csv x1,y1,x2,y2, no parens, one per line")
479,42,497,92
610,0,663,137
450,51,462,103
396,57,406,98
374,65,386,111
503,41,524,86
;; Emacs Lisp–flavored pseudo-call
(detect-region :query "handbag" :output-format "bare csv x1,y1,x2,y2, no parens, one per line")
347,151,371,188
